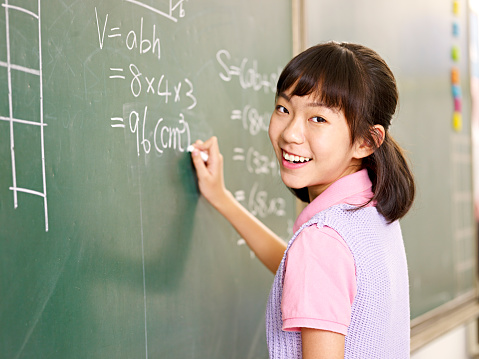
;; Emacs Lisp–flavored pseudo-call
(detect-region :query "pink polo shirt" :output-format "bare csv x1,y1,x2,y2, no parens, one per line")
281,169,375,335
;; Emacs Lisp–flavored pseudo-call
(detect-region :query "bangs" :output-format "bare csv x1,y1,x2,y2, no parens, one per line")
276,43,370,142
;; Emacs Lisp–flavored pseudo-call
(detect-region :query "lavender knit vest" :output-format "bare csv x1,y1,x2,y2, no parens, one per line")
266,204,410,358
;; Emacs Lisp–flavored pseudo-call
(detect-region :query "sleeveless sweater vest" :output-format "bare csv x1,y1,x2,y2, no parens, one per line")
266,204,410,358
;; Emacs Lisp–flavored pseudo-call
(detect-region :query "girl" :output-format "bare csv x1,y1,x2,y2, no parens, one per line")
190,42,415,359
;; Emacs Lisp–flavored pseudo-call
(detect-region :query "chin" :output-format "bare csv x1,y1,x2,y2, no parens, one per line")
280,173,305,190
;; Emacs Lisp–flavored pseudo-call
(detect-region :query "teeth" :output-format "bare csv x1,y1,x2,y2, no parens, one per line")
282,151,311,163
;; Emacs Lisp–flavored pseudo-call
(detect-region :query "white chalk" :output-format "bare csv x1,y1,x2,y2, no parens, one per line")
187,145,209,162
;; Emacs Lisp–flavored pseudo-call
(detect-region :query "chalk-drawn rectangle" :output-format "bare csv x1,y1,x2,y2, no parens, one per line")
11,121,43,194
11,69,40,123
7,5,39,71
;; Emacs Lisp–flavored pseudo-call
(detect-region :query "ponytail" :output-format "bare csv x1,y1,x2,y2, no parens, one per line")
364,134,415,223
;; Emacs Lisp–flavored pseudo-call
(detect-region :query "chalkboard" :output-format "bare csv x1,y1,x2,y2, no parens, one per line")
0,1,295,358
304,0,477,320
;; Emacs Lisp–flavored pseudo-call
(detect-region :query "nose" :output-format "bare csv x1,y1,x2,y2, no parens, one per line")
281,116,305,144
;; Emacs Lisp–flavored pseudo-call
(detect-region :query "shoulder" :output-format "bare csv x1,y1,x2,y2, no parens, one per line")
286,224,355,275
317,205,393,237
292,224,351,254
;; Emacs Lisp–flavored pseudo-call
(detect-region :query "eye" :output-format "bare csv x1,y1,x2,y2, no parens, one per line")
275,105,289,114
310,116,326,123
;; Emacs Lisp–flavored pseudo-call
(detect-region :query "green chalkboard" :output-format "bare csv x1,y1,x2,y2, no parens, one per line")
0,1,295,358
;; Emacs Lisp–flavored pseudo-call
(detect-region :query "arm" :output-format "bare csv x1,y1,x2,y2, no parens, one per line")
301,328,345,359
190,136,286,274
283,226,352,358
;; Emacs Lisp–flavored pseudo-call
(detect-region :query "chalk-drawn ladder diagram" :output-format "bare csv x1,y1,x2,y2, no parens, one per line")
0,0,48,231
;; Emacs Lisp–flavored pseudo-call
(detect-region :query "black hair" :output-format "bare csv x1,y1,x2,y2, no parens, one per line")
276,42,415,222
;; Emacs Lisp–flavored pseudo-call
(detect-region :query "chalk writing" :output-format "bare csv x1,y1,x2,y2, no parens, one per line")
248,181,286,218
111,64,197,108
230,105,269,136
214,48,288,245
233,181,290,257
95,7,161,60
216,49,280,93
153,114,190,155
232,147,278,177
234,182,286,218
97,6,196,159
111,106,191,157
111,117,125,128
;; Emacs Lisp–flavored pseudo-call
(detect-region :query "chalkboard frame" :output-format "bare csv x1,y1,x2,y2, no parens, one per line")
410,291,479,352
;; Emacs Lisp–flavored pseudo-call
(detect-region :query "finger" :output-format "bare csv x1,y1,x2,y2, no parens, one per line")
195,136,217,152
191,148,211,179
190,137,219,166
199,136,220,162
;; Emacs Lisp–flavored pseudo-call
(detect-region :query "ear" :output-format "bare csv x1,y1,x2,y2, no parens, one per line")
353,125,385,159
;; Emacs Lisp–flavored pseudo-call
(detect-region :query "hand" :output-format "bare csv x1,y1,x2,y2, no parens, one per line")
190,137,287,273
190,136,229,209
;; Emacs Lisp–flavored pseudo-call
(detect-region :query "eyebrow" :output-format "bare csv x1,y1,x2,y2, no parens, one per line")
278,92,291,102
278,92,326,108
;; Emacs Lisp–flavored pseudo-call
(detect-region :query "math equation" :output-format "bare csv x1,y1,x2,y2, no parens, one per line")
94,4,195,157
93,1,292,251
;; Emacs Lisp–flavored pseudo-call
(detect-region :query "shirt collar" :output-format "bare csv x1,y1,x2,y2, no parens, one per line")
293,169,373,232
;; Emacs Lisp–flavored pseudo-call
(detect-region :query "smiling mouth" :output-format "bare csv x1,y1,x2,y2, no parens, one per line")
282,150,312,164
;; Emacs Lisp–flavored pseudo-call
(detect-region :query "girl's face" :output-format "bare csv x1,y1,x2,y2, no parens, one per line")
269,89,364,201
